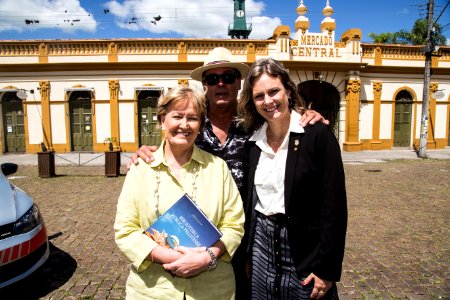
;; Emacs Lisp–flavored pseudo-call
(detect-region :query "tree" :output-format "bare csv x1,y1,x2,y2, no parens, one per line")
368,32,400,44
368,18,447,46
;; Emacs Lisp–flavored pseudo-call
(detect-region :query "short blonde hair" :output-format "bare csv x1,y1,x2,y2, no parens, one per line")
157,86,207,130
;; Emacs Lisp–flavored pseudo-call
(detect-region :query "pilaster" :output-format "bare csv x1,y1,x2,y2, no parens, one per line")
178,79,189,85
108,80,121,150
38,43,48,64
108,42,118,62
343,79,363,151
427,83,438,148
39,81,53,151
371,82,382,150
374,47,382,66
247,43,256,63
178,42,187,62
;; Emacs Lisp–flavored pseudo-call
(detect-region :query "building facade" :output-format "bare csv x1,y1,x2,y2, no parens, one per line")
0,2,449,154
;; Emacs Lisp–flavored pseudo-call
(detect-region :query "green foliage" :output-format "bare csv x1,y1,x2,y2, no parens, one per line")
103,137,118,151
368,18,447,46
368,32,402,44
103,137,117,144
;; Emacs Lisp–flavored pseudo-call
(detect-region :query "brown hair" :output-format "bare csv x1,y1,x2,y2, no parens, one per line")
237,58,306,133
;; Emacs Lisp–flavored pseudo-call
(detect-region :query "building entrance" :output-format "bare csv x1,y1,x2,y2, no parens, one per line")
69,91,93,151
298,80,340,138
137,89,163,147
1,91,25,152
393,90,413,147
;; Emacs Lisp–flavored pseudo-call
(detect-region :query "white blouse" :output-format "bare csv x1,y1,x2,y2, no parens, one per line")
249,111,304,216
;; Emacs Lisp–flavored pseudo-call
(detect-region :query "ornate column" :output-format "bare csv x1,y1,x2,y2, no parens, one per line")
108,80,120,149
343,79,363,151
371,82,382,149
39,81,53,151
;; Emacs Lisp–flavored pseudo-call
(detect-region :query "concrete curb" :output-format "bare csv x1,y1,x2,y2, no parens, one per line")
0,149,449,166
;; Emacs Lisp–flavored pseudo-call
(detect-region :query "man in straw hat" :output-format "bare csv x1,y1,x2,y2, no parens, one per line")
130,47,327,298
132,47,326,191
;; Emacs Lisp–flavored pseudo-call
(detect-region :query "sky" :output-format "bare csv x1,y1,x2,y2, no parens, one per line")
0,0,449,44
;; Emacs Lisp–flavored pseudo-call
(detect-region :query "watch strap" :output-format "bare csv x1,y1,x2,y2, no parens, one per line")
206,248,218,271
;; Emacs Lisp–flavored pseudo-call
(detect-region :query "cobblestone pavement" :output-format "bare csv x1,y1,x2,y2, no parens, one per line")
1,159,449,299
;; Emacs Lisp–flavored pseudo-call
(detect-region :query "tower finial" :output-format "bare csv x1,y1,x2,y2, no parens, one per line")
322,0,334,17
321,0,335,35
295,0,309,34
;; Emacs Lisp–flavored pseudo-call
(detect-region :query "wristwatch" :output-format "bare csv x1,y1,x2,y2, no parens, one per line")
206,248,218,271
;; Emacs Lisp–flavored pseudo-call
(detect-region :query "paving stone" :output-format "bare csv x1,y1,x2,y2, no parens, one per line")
0,160,448,299
81,283,99,297
69,284,87,295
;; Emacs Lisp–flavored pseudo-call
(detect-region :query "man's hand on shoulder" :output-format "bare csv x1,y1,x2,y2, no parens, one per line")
300,109,330,127
126,145,158,170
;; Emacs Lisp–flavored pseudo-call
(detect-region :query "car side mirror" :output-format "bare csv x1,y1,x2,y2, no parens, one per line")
1,163,18,176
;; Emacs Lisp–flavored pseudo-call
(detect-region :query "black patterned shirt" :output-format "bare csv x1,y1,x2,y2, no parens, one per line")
195,117,249,194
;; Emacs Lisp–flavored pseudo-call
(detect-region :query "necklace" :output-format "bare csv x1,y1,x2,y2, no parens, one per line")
153,164,199,217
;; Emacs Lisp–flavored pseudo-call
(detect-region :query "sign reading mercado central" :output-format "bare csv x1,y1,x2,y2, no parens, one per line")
292,32,342,58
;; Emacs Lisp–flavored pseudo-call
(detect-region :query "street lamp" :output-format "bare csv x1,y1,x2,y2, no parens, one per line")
15,88,34,100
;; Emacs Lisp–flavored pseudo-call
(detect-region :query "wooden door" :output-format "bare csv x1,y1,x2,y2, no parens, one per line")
1,93,25,152
138,90,162,146
69,93,93,151
393,91,413,147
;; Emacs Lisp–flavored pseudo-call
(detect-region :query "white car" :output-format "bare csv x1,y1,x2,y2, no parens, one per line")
0,163,49,288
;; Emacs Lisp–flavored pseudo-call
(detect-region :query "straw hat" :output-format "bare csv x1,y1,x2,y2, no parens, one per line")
190,47,250,81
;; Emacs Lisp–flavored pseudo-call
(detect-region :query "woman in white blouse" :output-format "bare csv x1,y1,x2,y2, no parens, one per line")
237,58,347,300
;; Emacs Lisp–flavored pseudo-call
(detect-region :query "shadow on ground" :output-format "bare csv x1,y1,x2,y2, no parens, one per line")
1,241,77,299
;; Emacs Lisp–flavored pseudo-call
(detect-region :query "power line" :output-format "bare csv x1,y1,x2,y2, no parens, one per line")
433,0,450,25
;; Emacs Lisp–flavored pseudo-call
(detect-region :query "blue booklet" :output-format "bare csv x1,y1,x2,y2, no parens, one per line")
146,194,222,248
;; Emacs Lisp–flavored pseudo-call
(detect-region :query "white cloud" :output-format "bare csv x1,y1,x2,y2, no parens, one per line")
0,0,97,34
249,16,282,39
0,0,281,39
104,0,280,38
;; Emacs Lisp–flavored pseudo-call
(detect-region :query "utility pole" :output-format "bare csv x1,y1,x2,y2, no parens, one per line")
418,0,434,158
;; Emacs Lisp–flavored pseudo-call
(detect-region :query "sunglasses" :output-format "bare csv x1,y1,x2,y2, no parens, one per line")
203,72,240,86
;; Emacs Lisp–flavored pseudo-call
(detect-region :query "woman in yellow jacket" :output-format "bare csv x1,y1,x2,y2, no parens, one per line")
114,86,245,300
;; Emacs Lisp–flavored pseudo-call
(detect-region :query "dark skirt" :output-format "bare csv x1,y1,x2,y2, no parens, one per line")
250,211,339,300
